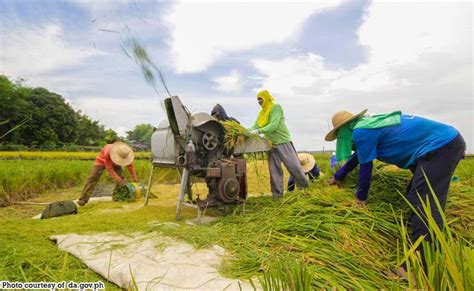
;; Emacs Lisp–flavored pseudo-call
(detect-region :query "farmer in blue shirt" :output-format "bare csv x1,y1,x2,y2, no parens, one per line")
326,110,465,275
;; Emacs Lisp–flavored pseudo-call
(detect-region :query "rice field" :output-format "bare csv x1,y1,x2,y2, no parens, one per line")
0,152,472,289
0,157,173,206
0,151,150,160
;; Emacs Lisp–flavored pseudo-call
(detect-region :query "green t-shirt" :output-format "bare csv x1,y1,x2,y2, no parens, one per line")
250,104,291,145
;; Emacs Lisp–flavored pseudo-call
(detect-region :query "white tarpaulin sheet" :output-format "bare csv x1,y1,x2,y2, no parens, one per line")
50,233,256,290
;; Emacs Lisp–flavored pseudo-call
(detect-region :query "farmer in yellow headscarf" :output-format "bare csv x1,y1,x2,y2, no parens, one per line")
248,90,309,198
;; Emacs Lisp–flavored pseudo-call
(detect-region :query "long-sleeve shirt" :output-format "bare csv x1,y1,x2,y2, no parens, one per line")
94,144,137,183
353,115,458,168
249,104,291,145
334,153,373,201
334,115,459,201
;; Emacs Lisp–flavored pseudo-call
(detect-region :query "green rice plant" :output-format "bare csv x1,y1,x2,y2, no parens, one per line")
343,162,412,209
149,159,473,289
0,159,176,205
313,153,332,175
0,160,91,205
152,188,404,289
254,260,314,291
453,157,474,186
396,170,474,290
129,265,139,291
221,120,269,150
0,151,151,160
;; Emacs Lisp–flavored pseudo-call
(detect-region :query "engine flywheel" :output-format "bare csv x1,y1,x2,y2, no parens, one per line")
218,178,240,203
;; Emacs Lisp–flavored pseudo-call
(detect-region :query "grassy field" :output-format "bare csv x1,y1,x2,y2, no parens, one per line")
0,153,472,289
0,151,151,160
0,159,181,206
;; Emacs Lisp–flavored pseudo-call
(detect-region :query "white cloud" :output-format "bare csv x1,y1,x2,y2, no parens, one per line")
165,1,342,73
252,53,341,98
115,126,129,138
213,70,242,93
251,1,473,152
2,1,470,153
0,23,104,78
358,1,471,65
72,95,166,136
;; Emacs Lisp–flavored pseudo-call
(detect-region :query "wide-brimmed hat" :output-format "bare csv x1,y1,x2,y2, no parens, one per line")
110,141,135,166
325,109,368,141
298,153,316,173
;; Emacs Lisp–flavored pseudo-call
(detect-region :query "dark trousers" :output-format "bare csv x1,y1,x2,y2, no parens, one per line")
407,134,465,262
79,165,123,202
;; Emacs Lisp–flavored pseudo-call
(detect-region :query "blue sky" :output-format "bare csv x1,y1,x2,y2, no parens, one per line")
0,0,472,152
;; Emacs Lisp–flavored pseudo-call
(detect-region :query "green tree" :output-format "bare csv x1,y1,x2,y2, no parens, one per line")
126,124,154,147
75,114,104,146
26,88,79,148
103,129,119,144
0,75,114,148
0,76,31,143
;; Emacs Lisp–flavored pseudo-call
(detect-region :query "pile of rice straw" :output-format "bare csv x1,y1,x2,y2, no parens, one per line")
222,120,270,150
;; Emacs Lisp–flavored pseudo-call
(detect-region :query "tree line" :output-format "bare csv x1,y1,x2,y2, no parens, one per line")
0,75,154,150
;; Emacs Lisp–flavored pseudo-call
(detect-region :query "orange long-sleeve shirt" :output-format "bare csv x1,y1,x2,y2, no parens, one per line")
94,144,137,183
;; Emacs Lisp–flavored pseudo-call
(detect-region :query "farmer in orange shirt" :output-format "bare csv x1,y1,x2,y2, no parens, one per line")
77,141,138,206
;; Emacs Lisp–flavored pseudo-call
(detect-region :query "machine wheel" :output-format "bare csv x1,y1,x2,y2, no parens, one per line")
218,178,240,203
202,131,219,151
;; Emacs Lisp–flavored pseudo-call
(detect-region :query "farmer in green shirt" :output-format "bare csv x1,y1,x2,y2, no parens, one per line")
248,90,309,198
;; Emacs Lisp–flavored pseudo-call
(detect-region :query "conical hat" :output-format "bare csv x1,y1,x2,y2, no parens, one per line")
298,153,316,173
325,109,368,141
110,141,134,166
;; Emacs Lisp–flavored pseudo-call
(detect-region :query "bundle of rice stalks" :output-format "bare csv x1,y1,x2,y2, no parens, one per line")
343,162,412,209
222,120,269,150
112,185,135,202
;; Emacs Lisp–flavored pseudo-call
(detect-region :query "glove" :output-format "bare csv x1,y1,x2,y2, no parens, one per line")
249,129,259,135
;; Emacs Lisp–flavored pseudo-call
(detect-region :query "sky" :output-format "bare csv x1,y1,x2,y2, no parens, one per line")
0,0,472,152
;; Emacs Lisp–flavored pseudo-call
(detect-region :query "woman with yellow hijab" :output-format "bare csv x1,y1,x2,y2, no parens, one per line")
248,90,309,198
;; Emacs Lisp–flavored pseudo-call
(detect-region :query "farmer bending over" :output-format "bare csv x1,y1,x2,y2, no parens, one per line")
247,90,309,198
287,153,320,192
326,110,465,274
77,141,138,206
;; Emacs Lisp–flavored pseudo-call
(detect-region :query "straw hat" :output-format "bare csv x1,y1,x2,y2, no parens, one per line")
110,141,135,166
298,153,316,173
325,109,368,141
